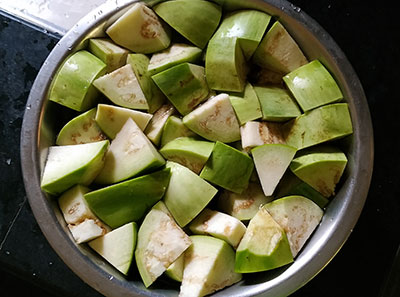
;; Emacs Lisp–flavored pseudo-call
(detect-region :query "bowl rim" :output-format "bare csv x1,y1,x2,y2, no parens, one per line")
20,0,374,296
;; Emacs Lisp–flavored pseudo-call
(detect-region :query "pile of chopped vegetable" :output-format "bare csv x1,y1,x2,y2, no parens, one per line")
40,1,353,296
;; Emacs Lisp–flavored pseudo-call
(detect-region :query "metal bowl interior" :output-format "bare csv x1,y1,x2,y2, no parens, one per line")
20,0,374,296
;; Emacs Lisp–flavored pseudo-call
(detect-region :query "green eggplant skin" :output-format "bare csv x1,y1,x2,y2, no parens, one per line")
200,141,254,194
154,0,222,49
84,168,171,229
49,51,106,112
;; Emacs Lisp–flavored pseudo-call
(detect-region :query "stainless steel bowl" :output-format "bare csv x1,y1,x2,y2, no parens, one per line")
20,0,374,296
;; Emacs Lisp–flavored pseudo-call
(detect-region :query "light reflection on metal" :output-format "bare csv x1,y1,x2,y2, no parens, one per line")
0,0,107,35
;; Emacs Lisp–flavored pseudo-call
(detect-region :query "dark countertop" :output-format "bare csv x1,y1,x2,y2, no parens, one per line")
0,1,399,296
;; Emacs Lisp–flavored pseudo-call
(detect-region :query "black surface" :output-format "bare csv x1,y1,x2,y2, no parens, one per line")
0,1,399,297
0,12,104,297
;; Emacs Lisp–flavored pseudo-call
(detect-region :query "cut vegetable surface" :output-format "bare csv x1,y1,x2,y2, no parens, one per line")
58,185,94,225
160,137,214,174
218,182,274,221
148,43,203,75
95,104,152,139
189,208,246,248
126,53,165,113
163,161,218,227
180,235,242,297
68,218,109,244
56,107,107,145
290,145,348,197
251,143,297,196
106,3,171,53
41,140,109,195
135,202,191,287
253,21,308,74
182,93,240,143
235,206,293,273
59,185,110,244
152,63,209,116
264,196,323,257
88,222,137,275
93,64,149,110
240,121,285,152
88,38,129,73
42,2,355,294
144,104,175,147
95,118,165,184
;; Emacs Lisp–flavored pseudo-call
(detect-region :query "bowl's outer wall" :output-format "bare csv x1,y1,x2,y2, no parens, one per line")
20,0,374,296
